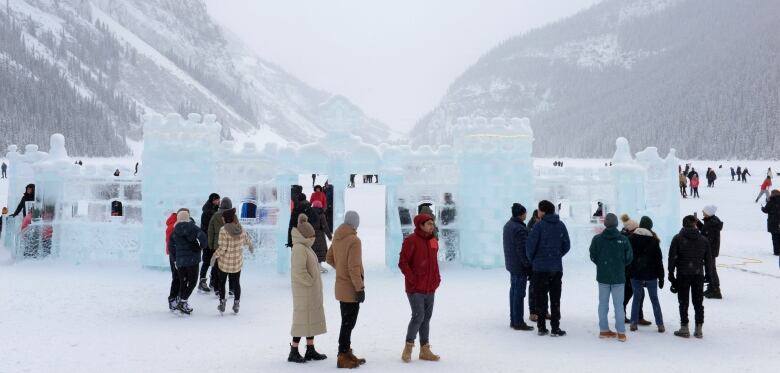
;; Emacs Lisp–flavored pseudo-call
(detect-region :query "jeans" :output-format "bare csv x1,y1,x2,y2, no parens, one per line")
177,265,198,301
168,256,180,300
509,273,528,326
630,279,663,326
339,302,360,353
598,283,625,333
624,275,644,320
215,267,241,301
676,275,704,325
533,271,562,330
756,190,770,203
406,293,435,345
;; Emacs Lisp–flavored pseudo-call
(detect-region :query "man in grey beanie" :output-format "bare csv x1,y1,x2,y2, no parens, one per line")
590,213,633,342
327,210,367,368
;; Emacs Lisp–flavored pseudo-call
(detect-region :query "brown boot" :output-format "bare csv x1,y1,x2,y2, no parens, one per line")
419,344,440,362
599,331,617,339
617,333,627,342
348,349,366,365
337,352,359,369
402,342,414,363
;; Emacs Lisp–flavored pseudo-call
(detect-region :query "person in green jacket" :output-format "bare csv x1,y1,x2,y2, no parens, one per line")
590,213,634,342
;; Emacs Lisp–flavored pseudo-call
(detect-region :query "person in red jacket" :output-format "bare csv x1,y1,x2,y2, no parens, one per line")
756,176,772,203
691,175,700,198
310,185,328,210
399,213,441,363
166,209,183,310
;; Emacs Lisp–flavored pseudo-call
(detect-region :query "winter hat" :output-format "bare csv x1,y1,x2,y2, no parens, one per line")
620,214,631,224
639,216,654,230
511,203,526,218
623,219,639,233
414,213,434,229
222,208,237,224
344,210,360,230
604,213,618,228
219,197,233,212
702,205,717,217
296,214,316,238
311,200,323,209
538,200,555,215
176,210,191,224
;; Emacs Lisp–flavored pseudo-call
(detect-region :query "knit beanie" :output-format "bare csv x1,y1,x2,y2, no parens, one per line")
176,210,190,224
604,213,618,228
702,205,717,217
511,203,526,218
620,213,631,224
296,214,316,238
222,208,236,224
219,197,233,212
639,216,653,230
624,219,639,233
344,210,360,230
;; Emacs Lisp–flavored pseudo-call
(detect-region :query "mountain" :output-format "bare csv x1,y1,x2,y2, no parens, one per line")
413,0,780,159
0,0,392,156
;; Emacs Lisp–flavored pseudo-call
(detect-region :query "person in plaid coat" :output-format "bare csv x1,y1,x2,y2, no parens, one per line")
211,208,255,314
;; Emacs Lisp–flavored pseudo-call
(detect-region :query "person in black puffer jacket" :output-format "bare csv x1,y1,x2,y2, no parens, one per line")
628,217,665,332
698,205,723,299
668,215,714,339
761,190,780,256
502,203,534,331
169,210,208,314
198,193,220,292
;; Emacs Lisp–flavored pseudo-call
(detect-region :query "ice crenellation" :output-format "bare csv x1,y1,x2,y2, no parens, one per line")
3,107,678,271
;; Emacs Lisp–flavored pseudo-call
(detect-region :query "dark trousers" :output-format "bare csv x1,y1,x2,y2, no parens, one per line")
708,257,720,288
676,275,704,325
528,275,535,315
406,293,435,345
772,233,780,255
339,302,360,353
168,256,180,300
200,248,214,280
215,267,241,301
693,187,699,198
177,265,198,301
1,169,5,178
509,273,528,326
624,275,644,320
680,186,687,197
533,271,562,330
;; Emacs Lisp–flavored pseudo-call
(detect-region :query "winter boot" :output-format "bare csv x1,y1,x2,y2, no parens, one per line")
319,263,328,274
630,323,638,332
177,300,193,315
674,324,690,338
551,328,567,337
537,328,549,336
232,300,240,314
638,319,652,326
168,297,178,311
511,322,534,331
287,345,306,364
598,331,616,339
419,344,440,362
658,325,666,333
218,299,227,314
617,333,627,342
402,342,414,363
704,288,722,299
347,349,366,365
198,278,211,293
304,345,327,361
694,323,703,339
336,352,358,369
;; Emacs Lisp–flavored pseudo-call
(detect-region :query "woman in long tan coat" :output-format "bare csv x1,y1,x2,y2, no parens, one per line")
288,214,328,364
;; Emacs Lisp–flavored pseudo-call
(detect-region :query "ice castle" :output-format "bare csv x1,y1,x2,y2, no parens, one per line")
2,97,679,271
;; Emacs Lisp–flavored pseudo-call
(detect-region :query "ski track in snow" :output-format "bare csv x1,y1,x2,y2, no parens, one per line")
1,159,779,372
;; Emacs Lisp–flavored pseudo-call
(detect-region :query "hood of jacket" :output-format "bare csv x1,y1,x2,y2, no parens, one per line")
166,213,178,227
173,220,199,238
291,227,316,247
703,215,723,230
633,228,654,237
333,223,357,241
223,222,243,236
542,213,560,224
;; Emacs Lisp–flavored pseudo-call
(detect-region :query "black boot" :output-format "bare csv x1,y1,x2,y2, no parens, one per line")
288,345,306,363
304,345,328,361
704,288,722,299
551,328,567,337
511,322,534,331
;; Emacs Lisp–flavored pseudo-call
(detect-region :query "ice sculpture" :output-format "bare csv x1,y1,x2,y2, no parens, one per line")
4,105,678,272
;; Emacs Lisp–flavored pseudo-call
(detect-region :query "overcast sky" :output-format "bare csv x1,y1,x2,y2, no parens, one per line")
205,0,601,131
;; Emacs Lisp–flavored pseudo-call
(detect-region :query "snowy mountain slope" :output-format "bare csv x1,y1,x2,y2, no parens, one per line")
413,0,780,159
1,0,393,156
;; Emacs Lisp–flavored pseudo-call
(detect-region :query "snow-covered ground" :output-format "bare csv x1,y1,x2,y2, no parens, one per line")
1,159,779,372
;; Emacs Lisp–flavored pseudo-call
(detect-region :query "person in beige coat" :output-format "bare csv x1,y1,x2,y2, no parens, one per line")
210,208,254,314
288,214,328,364
326,211,366,369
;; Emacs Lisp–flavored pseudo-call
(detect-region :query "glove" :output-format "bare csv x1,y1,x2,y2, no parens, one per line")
355,290,365,303
210,256,217,267
658,277,664,289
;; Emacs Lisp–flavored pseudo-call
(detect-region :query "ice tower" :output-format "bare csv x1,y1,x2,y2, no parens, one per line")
455,117,535,268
